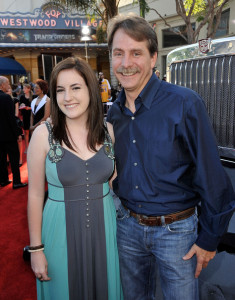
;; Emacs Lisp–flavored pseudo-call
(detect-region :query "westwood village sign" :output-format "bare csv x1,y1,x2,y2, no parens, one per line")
0,5,102,44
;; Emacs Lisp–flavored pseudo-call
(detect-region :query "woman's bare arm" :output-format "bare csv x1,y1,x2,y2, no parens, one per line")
27,124,51,281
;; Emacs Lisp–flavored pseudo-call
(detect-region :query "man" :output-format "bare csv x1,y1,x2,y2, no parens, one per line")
99,71,111,102
99,72,112,115
106,14,235,300
0,76,27,189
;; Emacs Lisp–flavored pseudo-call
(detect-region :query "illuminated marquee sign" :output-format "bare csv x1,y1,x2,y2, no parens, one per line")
0,6,102,44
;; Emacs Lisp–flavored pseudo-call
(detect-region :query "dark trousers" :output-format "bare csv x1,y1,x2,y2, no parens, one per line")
0,141,21,184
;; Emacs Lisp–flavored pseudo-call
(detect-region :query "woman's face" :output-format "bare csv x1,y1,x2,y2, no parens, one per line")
34,84,42,96
56,69,90,122
23,86,31,94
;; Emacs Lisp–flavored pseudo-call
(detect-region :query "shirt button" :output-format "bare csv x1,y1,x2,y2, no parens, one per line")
138,204,142,208
87,190,89,193
134,162,138,166
86,224,90,228
86,208,89,211
135,185,139,189
133,140,136,143
86,177,89,181
85,162,89,166
86,196,89,199
87,184,89,187
131,117,135,120
86,170,89,174
86,202,89,206
86,213,90,217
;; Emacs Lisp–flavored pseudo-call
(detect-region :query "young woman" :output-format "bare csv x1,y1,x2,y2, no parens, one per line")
30,79,50,132
19,83,33,153
27,57,123,300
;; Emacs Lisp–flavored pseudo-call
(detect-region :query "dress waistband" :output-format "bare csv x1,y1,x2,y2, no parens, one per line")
47,181,106,188
48,189,110,202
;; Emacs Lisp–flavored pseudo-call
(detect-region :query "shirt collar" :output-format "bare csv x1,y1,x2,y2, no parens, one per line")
139,72,161,109
117,72,161,110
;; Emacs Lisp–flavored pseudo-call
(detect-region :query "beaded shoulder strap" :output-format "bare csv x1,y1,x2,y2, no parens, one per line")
103,119,115,160
45,121,64,163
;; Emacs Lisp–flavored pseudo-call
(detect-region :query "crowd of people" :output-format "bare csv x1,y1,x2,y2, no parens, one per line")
1,12,235,300
0,76,51,189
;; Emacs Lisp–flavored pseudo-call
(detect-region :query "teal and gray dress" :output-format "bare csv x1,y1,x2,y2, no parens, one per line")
37,122,123,300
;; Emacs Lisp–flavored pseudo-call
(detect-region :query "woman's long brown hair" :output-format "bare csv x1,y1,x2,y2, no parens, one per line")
49,57,105,152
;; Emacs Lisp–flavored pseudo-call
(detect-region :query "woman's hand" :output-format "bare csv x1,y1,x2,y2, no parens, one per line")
19,103,26,109
31,251,51,281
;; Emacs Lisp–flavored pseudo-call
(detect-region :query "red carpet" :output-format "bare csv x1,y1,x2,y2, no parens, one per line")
0,154,36,300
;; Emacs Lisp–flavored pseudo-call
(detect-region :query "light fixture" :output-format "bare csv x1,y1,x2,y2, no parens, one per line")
81,26,92,62
81,26,90,36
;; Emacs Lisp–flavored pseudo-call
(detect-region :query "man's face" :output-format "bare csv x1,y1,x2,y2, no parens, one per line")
111,28,157,97
1,79,10,93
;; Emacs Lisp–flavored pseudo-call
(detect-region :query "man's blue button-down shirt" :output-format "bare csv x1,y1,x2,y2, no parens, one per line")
107,73,235,251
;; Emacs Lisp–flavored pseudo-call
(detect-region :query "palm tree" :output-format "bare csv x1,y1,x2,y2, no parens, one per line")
48,0,119,25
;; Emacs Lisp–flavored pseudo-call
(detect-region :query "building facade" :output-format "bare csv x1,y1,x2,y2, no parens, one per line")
0,0,110,84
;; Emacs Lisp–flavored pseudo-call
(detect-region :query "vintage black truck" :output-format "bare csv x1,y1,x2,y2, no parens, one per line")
166,37,235,300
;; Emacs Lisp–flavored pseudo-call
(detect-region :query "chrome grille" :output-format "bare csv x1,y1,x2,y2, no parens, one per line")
170,54,235,157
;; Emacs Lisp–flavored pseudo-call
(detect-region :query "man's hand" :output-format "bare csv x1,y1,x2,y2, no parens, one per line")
183,244,216,278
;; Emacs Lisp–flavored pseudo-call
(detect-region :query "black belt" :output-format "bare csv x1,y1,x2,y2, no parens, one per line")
122,204,195,226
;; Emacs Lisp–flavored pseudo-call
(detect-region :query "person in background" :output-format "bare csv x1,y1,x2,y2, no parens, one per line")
99,72,111,103
99,72,111,115
6,87,23,167
30,79,50,132
106,13,235,300
13,86,23,100
155,69,160,78
27,57,123,300
0,76,27,189
12,84,23,100
19,83,33,153
162,74,167,81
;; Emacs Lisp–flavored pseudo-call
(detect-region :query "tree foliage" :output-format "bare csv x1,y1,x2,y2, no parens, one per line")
96,25,106,43
184,0,207,16
138,0,230,44
46,0,120,25
176,0,230,42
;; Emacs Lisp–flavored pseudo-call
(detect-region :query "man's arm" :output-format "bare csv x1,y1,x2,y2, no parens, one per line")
182,92,235,276
6,95,19,138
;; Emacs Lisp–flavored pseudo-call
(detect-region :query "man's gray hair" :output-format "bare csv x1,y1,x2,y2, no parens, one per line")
0,76,8,87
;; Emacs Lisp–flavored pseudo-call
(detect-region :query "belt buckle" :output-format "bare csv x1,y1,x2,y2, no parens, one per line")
138,215,147,226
